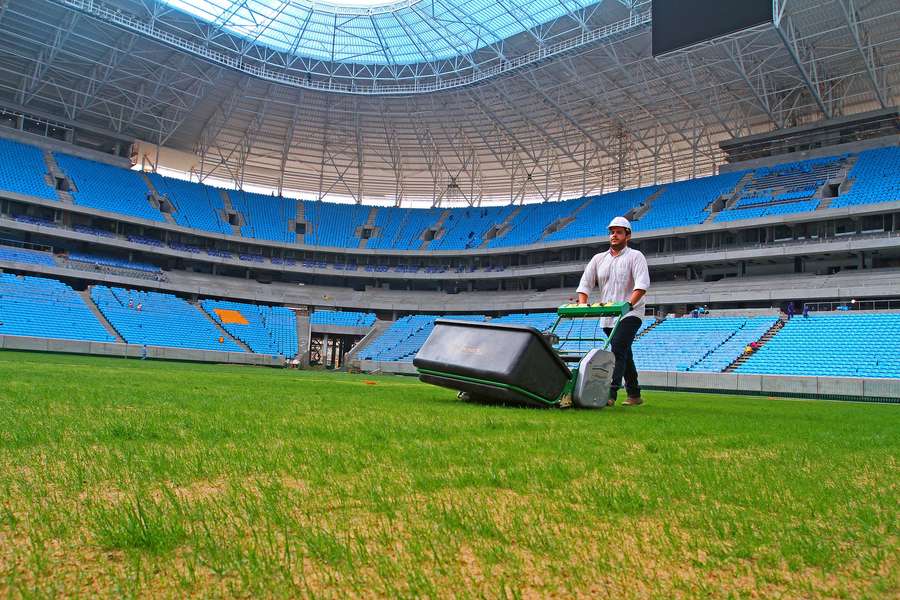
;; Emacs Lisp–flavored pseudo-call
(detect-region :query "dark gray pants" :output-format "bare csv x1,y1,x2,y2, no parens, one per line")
603,316,642,401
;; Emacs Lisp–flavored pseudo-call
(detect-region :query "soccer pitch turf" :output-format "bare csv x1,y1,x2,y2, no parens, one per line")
0,352,897,598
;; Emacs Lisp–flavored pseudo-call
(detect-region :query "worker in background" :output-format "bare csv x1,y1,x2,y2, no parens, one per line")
576,216,650,407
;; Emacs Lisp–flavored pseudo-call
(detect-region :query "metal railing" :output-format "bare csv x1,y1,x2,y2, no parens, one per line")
57,0,651,95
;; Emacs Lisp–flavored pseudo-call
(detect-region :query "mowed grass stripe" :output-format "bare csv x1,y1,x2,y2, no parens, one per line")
0,351,897,598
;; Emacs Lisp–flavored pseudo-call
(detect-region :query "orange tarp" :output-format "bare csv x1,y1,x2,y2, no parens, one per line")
214,308,249,325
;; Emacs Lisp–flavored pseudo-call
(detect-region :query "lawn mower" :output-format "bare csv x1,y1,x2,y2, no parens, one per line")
413,301,630,408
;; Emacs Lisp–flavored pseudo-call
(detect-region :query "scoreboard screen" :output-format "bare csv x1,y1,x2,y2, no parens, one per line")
652,0,773,56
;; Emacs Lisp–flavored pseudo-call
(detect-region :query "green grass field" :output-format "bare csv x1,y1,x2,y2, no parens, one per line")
0,351,897,598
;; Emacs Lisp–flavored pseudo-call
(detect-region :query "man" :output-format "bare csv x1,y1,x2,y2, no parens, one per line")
576,216,650,406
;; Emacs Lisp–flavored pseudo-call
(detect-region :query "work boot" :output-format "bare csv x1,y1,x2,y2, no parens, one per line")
622,396,643,406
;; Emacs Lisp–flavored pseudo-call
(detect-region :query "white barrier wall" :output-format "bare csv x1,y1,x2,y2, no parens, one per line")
359,361,900,400
0,335,283,366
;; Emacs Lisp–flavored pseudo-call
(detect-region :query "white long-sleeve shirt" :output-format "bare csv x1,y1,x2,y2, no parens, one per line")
576,246,650,327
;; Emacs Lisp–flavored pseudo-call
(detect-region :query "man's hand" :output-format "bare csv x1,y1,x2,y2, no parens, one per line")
622,302,633,314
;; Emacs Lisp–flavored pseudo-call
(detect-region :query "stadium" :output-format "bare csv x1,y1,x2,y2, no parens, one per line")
0,0,898,596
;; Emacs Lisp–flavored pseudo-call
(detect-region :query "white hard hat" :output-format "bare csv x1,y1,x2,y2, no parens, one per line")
607,216,632,231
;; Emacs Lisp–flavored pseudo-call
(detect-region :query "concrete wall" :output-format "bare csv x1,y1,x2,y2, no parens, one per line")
360,362,900,401
0,335,283,366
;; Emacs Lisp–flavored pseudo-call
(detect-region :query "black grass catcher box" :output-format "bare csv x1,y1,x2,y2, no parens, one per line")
413,319,572,407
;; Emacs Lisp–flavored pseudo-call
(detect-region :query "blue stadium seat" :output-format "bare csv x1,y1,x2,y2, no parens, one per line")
0,245,56,267
737,313,900,378
633,172,745,231
830,147,900,208
147,173,231,234
0,274,115,342
54,153,164,222
311,310,376,328
369,206,443,250
201,299,297,357
91,286,244,352
303,201,371,248
634,316,777,372
0,138,57,200
358,314,486,362
229,190,298,243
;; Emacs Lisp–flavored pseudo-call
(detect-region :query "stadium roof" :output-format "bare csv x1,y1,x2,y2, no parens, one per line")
160,0,602,64
0,0,897,205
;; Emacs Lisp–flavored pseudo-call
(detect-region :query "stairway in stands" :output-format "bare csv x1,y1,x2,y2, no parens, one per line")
295,309,311,365
724,318,785,372
345,319,391,367
636,317,662,339
140,172,178,225
704,172,755,223
42,151,74,203
817,155,858,211
480,205,522,247
219,190,243,237
295,201,306,244
192,300,252,352
420,209,452,249
79,287,124,343
358,206,379,249
540,197,594,241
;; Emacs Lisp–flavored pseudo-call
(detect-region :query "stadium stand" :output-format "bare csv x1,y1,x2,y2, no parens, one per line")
737,313,900,378
632,172,745,231
634,316,778,372
358,314,486,362
13,214,57,227
201,299,297,357
228,190,297,243
714,199,821,223
91,285,244,352
0,138,57,200
147,173,231,234
368,206,443,250
54,153,164,222
311,310,376,328
67,252,161,274
0,274,115,342
303,200,371,247
830,146,900,208
0,245,56,266
487,198,584,248
429,205,516,250
544,188,657,241
0,139,892,250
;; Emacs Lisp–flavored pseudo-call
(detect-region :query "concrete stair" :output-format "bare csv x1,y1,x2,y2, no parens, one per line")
635,317,663,339
420,209,451,250
140,172,177,225
723,318,785,373
295,310,311,365
219,190,243,237
295,200,307,244
704,172,755,223
628,186,665,222
358,206,379,249
344,319,391,367
193,301,253,353
541,195,597,240
817,156,858,211
79,287,124,343
480,205,522,248
42,151,74,204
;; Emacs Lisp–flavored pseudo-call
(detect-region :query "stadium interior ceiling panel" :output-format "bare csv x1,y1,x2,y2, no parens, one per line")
0,0,896,204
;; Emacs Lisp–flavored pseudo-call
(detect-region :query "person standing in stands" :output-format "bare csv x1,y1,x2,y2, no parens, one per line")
787,301,795,319
802,304,809,319
576,216,650,407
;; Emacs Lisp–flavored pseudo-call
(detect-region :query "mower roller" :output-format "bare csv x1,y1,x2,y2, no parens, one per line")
413,301,630,408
